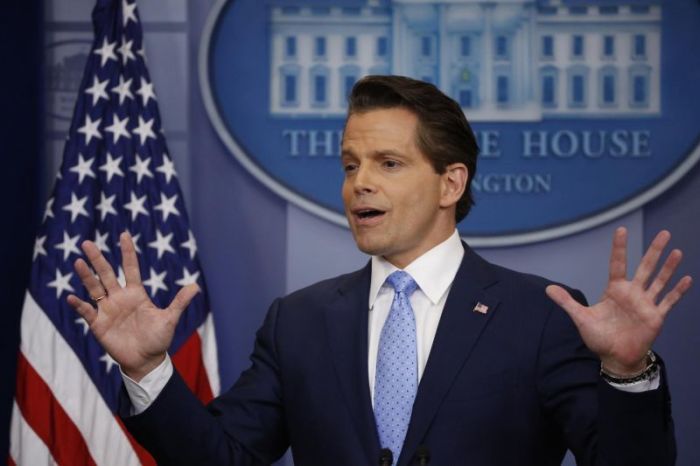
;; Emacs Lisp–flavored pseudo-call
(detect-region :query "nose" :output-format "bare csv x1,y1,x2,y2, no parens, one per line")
352,164,377,195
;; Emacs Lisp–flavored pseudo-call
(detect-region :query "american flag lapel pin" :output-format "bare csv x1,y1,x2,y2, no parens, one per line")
473,302,489,314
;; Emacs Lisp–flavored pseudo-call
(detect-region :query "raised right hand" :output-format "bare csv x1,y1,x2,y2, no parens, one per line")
67,231,199,381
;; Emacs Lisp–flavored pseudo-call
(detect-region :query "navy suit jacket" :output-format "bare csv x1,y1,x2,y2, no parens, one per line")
122,244,675,465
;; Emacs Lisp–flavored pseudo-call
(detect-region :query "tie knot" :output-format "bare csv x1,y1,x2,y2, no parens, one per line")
386,270,418,296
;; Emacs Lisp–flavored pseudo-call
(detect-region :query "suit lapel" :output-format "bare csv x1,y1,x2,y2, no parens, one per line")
323,262,380,464
400,244,500,464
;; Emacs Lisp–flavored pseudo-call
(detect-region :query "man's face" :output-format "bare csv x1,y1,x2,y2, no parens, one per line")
341,107,459,268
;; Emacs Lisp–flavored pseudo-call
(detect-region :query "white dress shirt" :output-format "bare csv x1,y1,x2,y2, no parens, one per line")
367,229,463,405
123,229,657,414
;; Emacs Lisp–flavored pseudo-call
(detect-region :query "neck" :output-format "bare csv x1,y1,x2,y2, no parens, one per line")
384,228,456,269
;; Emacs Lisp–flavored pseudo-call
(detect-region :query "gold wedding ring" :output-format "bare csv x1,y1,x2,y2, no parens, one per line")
91,293,107,303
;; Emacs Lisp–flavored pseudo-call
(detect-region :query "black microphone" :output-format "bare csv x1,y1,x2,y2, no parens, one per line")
416,444,430,466
379,448,393,466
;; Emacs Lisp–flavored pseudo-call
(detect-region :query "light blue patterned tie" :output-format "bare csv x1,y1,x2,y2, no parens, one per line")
374,270,418,464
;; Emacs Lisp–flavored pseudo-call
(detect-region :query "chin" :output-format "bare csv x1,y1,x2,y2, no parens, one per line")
353,237,386,257
350,226,394,256
355,242,377,256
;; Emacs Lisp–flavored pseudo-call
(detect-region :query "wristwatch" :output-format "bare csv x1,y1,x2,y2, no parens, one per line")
600,350,659,385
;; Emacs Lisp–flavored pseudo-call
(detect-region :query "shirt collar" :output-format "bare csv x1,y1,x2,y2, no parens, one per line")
368,230,464,308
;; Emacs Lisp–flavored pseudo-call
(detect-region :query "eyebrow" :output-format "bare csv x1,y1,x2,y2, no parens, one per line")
340,149,355,162
341,148,406,159
373,149,405,158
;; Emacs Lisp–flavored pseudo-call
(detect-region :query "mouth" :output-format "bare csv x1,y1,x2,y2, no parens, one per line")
351,207,387,226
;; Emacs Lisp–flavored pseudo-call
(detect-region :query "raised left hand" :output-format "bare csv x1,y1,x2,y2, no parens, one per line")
546,227,693,376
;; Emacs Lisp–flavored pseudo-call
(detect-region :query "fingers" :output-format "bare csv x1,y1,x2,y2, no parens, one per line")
658,275,693,316
66,294,97,326
546,284,586,324
633,230,671,286
74,257,108,301
167,283,200,323
647,249,683,300
119,231,142,286
608,227,628,282
81,240,121,292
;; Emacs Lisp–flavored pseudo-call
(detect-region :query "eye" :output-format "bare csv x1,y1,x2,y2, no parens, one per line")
383,160,400,169
343,163,358,173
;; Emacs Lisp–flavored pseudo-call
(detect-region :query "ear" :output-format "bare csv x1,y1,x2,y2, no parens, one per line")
439,163,468,209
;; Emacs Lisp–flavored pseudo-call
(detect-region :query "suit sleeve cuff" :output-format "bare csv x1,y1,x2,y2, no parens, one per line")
121,354,174,415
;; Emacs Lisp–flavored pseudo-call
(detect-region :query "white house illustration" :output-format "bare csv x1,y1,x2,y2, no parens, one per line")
268,0,661,121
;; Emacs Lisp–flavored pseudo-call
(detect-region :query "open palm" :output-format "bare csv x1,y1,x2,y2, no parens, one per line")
546,228,692,375
67,231,199,381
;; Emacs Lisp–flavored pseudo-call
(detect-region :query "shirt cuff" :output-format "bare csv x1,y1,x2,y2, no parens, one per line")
606,370,661,393
121,354,174,415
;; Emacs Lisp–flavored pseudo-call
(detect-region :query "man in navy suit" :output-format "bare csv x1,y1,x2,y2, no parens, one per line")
69,76,692,465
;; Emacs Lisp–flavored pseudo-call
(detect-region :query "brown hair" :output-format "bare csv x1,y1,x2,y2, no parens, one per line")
347,75,479,223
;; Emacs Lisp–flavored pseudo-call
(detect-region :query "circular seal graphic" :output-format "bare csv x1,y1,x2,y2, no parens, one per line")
200,0,700,246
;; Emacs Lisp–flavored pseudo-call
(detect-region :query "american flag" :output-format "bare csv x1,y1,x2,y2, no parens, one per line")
9,0,219,464
472,302,489,314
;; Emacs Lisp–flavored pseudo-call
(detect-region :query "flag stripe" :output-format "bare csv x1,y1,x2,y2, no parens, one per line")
198,313,221,396
19,291,140,466
172,331,214,403
10,401,56,466
14,353,97,466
